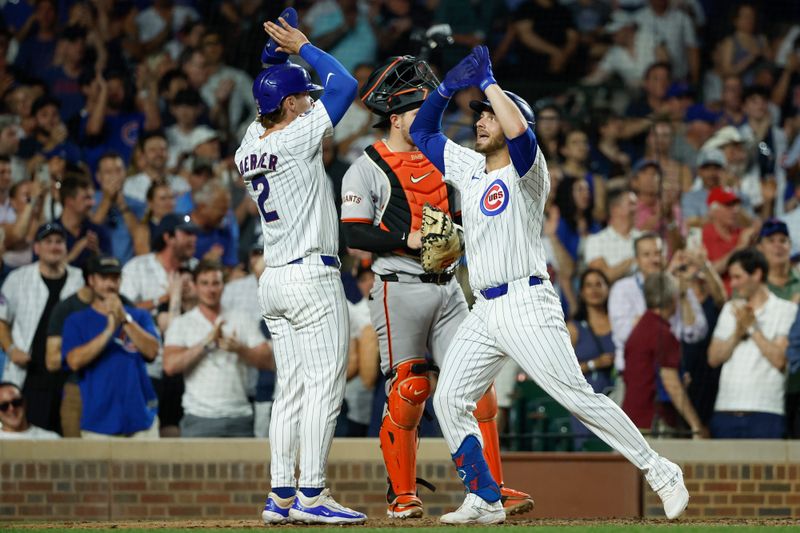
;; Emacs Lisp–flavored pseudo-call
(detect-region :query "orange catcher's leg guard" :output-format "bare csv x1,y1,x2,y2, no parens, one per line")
475,384,535,516
380,359,430,518
475,385,503,485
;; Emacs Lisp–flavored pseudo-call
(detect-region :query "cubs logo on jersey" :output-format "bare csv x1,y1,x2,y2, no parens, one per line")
480,179,509,216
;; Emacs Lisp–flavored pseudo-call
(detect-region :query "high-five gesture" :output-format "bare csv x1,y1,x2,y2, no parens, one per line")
440,52,481,96
472,45,496,91
264,17,309,56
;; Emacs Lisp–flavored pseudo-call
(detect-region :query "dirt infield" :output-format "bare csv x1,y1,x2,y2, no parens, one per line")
8,518,800,529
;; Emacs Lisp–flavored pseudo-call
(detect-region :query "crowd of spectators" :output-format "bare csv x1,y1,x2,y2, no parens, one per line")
1,0,800,443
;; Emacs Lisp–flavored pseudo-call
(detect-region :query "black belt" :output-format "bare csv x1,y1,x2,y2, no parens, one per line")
380,272,453,285
479,276,543,300
288,254,339,267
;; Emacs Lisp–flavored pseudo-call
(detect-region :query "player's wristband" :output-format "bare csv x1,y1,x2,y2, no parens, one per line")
479,76,497,92
437,83,453,99
587,360,597,372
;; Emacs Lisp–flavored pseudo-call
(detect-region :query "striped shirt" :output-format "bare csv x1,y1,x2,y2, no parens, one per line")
441,140,550,291
235,102,339,267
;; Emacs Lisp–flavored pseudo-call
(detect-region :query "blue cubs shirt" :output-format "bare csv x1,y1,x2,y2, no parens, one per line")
62,305,159,435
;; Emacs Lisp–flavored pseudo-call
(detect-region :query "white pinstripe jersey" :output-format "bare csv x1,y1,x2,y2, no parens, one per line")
235,101,338,267
442,139,550,292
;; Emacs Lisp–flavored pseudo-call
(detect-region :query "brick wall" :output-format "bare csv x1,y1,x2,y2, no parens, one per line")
0,460,470,520
644,441,800,519
2,440,799,521
643,463,800,519
0,440,467,520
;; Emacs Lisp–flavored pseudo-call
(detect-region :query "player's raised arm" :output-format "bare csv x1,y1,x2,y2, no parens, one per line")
264,17,357,126
472,46,538,177
409,53,482,174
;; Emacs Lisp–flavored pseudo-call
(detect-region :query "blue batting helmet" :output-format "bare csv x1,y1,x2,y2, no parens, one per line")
469,91,536,128
253,62,323,115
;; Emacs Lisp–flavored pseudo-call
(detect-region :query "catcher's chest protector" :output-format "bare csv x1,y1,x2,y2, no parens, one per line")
366,142,456,235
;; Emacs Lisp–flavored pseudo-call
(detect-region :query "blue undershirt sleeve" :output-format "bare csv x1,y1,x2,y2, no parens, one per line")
300,44,357,126
506,128,538,177
409,87,450,174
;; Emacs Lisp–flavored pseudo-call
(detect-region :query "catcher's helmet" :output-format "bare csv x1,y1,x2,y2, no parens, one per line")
360,56,439,123
253,62,323,116
469,91,536,129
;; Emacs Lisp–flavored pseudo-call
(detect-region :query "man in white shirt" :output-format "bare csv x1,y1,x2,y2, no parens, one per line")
222,240,271,438
136,0,199,56
585,188,640,283
123,132,190,203
199,29,256,136
708,248,796,438
0,381,60,439
0,223,83,392
163,260,273,437
635,0,699,83
609,233,708,380
121,213,198,383
583,11,665,90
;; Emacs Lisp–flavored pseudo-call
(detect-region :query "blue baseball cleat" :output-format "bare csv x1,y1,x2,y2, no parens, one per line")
262,7,299,65
261,492,294,524
288,488,367,524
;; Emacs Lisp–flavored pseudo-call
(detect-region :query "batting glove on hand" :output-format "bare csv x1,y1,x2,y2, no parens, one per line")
472,45,497,92
262,7,298,64
440,52,480,97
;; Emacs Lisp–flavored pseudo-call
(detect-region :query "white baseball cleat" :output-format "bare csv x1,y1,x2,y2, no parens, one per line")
261,492,294,524
657,470,689,519
440,493,506,525
288,488,367,524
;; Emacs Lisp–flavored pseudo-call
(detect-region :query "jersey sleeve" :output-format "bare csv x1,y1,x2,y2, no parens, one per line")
340,156,379,224
442,139,483,188
517,147,550,201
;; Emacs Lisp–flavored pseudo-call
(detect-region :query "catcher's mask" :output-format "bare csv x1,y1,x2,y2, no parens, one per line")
360,56,439,128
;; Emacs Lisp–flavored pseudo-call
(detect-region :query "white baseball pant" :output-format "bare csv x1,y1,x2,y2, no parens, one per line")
433,278,678,492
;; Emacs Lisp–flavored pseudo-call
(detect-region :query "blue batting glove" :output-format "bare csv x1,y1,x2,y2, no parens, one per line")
261,7,298,65
439,52,480,97
472,46,497,92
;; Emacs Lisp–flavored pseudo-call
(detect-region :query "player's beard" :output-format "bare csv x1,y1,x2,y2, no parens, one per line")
475,133,505,155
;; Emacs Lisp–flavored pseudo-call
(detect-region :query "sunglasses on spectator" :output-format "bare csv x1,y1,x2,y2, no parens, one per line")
0,397,23,412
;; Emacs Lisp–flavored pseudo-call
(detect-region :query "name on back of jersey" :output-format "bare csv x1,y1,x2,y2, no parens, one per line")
238,152,278,177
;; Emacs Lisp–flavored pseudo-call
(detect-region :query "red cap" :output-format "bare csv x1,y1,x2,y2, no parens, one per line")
706,186,740,207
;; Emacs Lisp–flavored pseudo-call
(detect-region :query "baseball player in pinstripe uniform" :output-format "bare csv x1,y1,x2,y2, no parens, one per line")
340,56,532,519
410,46,690,524
234,10,365,525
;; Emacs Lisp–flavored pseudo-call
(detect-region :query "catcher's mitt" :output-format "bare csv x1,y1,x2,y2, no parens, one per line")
420,203,464,273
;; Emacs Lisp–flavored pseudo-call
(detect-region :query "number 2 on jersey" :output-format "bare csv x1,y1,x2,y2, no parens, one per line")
251,175,279,222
